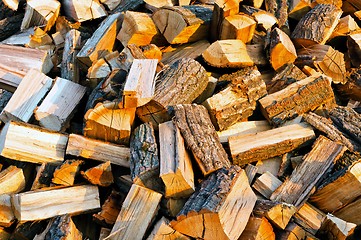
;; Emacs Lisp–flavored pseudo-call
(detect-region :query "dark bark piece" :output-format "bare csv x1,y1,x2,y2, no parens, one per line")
136,58,208,127
0,89,12,113
12,221,48,240
265,0,289,34
266,64,306,94
270,136,346,207
130,122,163,192
0,13,23,41
110,0,144,14
240,5,278,31
31,163,59,190
44,215,82,240
173,104,231,176
93,190,125,226
61,29,81,83
336,67,361,102
347,30,361,68
171,166,257,240
291,4,342,48
0,0,17,20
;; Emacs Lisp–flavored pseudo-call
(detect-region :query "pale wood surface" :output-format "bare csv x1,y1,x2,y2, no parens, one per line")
294,202,326,235
220,14,256,43
62,0,107,22
0,194,15,228
82,161,113,187
252,171,282,199
318,214,356,239
52,160,83,186
0,166,25,195
147,217,190,240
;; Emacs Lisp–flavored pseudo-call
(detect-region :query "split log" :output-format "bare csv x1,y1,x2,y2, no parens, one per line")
296,44,346,84
229,123,315,165
52,160,83,186
194,76,218,104
269,27,297,71
293,202,326,235
334,196,361,225
87,51,123,81
108,184,162,240
277,222,306,240
252,171,282,198
220,14,256,43
66,134,130,167
348,30,361,68
270,136,347,207
130,122,163,191
12,185,100,221
152,5,213,44
336,67,361,102
144,0,173,12
0,121,68,164
0,194,14,228
159,121,194,198
93,190,124,226
256,157,282,176
288,0,311,20
246,44,269,66
123,59,158,108
136,58,208,126
0,166,25,195
203,66,267,130
43,215,83,240
77,13,122,67
245,164,258,184
117,11,165,47
100,0,121,11
171,167,257,240
318,214,356,240
291,4,342,48
202,40,254,68
0,13,24,42
31,163,58,190
110,0,144,14
240,5,278,31
61,29,81,82
265,0,289,33
0,69,52,123
239,216,275,240
84,102,136,145
81,161,113,187
173,104,231,176
161,197,187,218
266,64,306,94
35,77,86,131
147,217,190,240
62,0,107,22
330,15,359,39
259,73,336,126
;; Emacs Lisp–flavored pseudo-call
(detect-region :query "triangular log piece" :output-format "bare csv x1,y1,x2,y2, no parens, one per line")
81,161,114,187
146,217,190,240
318,214,356,240
52,160,83,186
220,13,256,43
239,216,275,240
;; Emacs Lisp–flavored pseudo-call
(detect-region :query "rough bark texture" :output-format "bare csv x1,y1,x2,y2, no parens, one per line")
265,0,289,34
266,64,306,94
0,13,23,41
0,89,12,113
110,0,144,13
173,104,231,176
337,67,361,102
45,215,82,240
61,29,81,82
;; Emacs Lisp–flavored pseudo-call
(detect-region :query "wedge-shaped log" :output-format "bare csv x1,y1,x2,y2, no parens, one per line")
31,163,58,190
0,69,52,123
77,13,122,67
147,217,190,240
252,171,282,199
93,190,124,226
109,184,162,240
173,104,230,176
318,214,356,240
259,74,336,126
66,134,130,167
62,0,107,22
61,29,81,82
0,194,15,228
239,216,275,240
291,4,342,47
152,5,213,44
117,11,164,47
136,58,208,126
84,102,135,145
35,77,86,131
52,160,83,186
330,15,359,39
294,203,326,235
159,121,194,198
270,136,346,207
204,66,267,130
171,167,257,240
82,161,113,187
21,0,60,32
220,14,256,43
0,166,25,195
230,123,315,165
12,185,100,221
123,59,158,108
240,6,278,31
0,121,67,164
277,223,306,240
202,40,254,68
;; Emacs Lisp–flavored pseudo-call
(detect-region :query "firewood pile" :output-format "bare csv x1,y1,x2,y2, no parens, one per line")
1,0,361,239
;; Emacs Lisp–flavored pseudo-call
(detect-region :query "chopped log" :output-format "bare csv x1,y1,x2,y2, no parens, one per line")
246,44,269,66
0,65,22,93
253,199,296,230
35,77,86,131
100,0,121,11
293,202,326,235
334,196,361,225
93,190,124,226
61,29,81,82
21,0,60,32
240,6,278,31
31,163,59,190
277,222,306,240
270,136,347,207
318,214,356,240
265,0,289,33
123,59,158,108
220,14,256,43
161,40,210,66
259,73,336,126
139,44,162,61
108,184,162,240
269,27,297,71
159,121,194,198
0,194,14,228
245,164,258,184
77,13,122,67
81,161,113,187
229,123,315,165
84,102,135,145
87,51,123,81
171,167,257,240
348,30,361,68
203,39,254,68
252,171,282,199
44,215,83,240
136,58,208,126
194,76,218,104
330,15,359,39
0,166,25,195
66,134,130,167
152,5,213,44
173,104,231,175
291,4,342,48
62,0,107,22
110,0,144,14
217,120,271,143
0,69,52,123
144,0,173,12
161,197,187,218
117,11,165,47
337,67,361,102
12,185,100,221
239,216,275,240
147,217,190,240
130,122,163,191
0,121,67,164
256,157,282,176
288,0,311,20
52,160,83,186
203,66,267,130
0,13,24,42
296,44,346,84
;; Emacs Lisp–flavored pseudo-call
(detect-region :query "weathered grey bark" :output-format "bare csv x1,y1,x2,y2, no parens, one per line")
111,0,144,14
61,29,81,83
